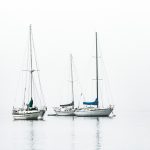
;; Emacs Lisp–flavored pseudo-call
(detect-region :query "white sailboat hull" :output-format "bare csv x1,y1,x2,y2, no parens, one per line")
12,109,46,120
74,107,113,117
55,111,75,116
53,107,75,116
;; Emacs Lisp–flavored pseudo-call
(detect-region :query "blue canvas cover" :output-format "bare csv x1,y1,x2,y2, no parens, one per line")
83,98,98,105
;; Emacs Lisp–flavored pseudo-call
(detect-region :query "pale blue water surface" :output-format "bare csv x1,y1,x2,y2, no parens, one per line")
0,111,150,150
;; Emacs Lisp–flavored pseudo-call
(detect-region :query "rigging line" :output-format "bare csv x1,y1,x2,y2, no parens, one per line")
26,76,31,104
70,54,74,108
30,25,33,99
14,30,31,107
76,55,95,104
103,61,114,105
25,26,33,105
96,32,99,108
26,57,31,105
96,33,107,108
72,56,86,107
13,69,23,107
23,37,30,107
13,74,22,107
23,69,29,106
32,77,42,107
21,69,25,106
22,87,26,107
100,79,104,108
96,34,114,106
98,47,114,105
31,31,46,106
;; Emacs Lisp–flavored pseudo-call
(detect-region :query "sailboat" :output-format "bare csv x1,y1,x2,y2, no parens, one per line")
53,54,75,116
12,25,47,120
74,32,114,117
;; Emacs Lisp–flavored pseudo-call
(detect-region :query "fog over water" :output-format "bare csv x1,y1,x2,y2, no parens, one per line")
0,0,150,149
0,0,150,112
0,112,150,150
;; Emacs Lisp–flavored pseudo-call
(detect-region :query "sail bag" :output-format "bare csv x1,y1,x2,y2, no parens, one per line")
83,98,98,105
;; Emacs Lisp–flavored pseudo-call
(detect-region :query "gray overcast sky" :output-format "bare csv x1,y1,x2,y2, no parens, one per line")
0,0,150,114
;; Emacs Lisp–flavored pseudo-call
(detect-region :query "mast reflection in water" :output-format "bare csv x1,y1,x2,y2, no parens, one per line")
1,112,149,150
10,117,102,150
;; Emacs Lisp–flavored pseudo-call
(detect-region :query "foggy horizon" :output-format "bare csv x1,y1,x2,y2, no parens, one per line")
0,0,150,114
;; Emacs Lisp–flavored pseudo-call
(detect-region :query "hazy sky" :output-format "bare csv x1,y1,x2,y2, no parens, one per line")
0,0,150,114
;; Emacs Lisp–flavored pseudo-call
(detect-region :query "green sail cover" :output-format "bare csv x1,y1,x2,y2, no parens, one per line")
28,98,33,107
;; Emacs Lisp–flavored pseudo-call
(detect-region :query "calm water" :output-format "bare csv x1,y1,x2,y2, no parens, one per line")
0,111,150,150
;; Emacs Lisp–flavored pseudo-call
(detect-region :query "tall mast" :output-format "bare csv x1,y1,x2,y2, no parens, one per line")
96,32,99,108
29,24,33,99
70,54,74,109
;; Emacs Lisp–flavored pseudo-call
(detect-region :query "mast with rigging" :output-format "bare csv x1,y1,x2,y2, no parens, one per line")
95,32,99,108
70,54,74,109
29,24,33,100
